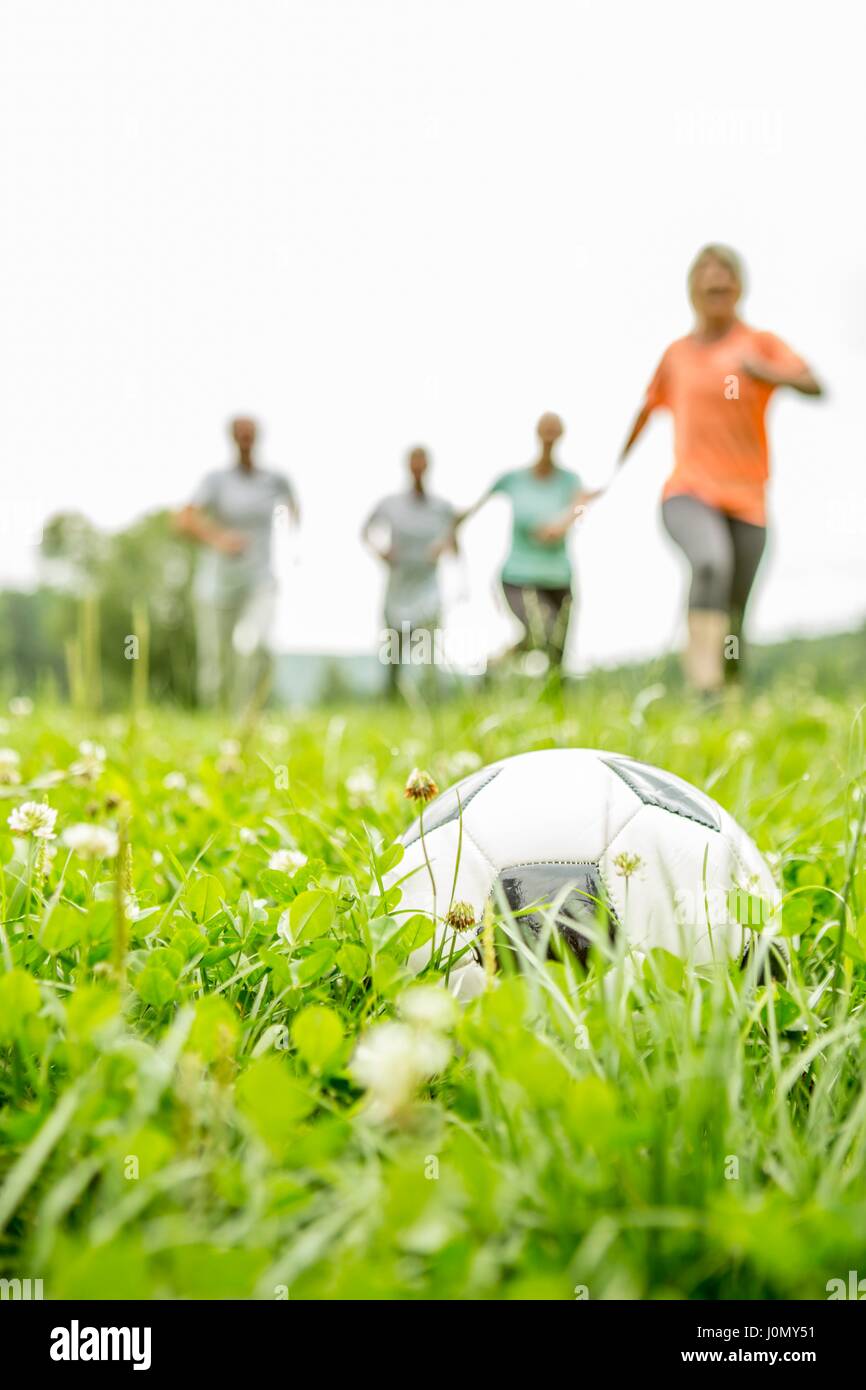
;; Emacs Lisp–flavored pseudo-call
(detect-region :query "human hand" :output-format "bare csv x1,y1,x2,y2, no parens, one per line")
214,529,249,556
534,521,568,544
740,356,779,386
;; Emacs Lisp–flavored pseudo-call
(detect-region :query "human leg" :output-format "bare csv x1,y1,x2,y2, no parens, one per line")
195,597,237,709
542,587,573,669
232,582,277,711
502,583,572,670
502,583,533,651
662,495,735,693
725,518,767,682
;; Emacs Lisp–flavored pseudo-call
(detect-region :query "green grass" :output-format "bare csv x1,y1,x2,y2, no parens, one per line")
0,670,864,1300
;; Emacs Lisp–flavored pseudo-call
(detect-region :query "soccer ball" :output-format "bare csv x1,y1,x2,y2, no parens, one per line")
388,749,780,1000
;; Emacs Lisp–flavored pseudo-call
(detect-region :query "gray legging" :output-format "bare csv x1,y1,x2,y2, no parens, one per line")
502,583,573,668
662,493,766,644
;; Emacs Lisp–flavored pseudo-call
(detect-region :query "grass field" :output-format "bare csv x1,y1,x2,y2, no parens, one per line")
1,663,865,1301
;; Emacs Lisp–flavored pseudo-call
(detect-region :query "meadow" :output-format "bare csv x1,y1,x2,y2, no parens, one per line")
0,659,865,1301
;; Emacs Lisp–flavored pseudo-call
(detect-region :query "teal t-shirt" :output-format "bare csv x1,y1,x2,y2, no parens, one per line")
492,465,582,588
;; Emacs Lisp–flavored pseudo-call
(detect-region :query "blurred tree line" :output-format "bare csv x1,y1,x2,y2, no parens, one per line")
1,510,863,709
0,511,197,706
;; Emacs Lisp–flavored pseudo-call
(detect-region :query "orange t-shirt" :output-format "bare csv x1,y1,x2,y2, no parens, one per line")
644,321,807,526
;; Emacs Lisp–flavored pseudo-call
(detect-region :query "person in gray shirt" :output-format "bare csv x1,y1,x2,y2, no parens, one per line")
175,416,298,710
362,446,456,694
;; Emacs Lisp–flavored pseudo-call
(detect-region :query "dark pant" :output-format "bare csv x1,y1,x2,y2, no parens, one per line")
383,618,440,698
502,583,573,668
662,494,766,671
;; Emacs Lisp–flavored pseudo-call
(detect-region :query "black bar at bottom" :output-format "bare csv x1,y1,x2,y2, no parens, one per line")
1,1296,858,1373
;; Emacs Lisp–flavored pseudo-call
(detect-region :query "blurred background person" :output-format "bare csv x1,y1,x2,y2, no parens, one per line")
456,412,600,675
175,416,299,710
362,446,456,696
616,244,822,695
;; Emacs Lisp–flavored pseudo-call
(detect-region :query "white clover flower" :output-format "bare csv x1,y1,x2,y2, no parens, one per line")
9,696,33,717
269,848,307,873
162,771,187,791
215,738,243,774
216,754,243,775
239,827,257,845
445,900,476,931
398,984,458,1033
187,784,208,807
79,740,106,760
8,801,57,839
728,730,754,754
612,850,644,880
349,1021,450,1122
404,767,439,803
69,741,107,781
346,767,376,803
62,823,120,859
0,748,21,785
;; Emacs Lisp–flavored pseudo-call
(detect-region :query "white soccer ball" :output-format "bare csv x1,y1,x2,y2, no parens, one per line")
389,749,780,1000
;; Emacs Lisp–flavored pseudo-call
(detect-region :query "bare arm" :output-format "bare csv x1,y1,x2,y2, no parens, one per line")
534,487,604,544
617,348,669,471
361,516,393,564
618,402,654,467
741,357,823,397
453,489,494,530
273,482,300,534
173,504,248,555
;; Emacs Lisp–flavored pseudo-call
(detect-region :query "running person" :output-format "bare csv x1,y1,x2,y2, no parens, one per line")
617,245,822,694
175,416,299,710
456,413,600,673
362,446,456,693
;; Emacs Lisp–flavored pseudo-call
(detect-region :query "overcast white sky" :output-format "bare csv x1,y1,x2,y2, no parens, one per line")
1,0,863,669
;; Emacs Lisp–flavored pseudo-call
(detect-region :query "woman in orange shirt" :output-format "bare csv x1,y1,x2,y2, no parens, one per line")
618,245,822,694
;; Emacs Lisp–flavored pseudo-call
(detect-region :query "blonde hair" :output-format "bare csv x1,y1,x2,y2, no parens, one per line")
687,243,746,297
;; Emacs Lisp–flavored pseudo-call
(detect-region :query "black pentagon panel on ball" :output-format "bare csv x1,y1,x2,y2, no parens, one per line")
602,754,721,832
401,763,503,848
494,862,617,967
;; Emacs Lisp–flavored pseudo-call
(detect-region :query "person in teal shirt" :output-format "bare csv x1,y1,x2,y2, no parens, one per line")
456,413,601,671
